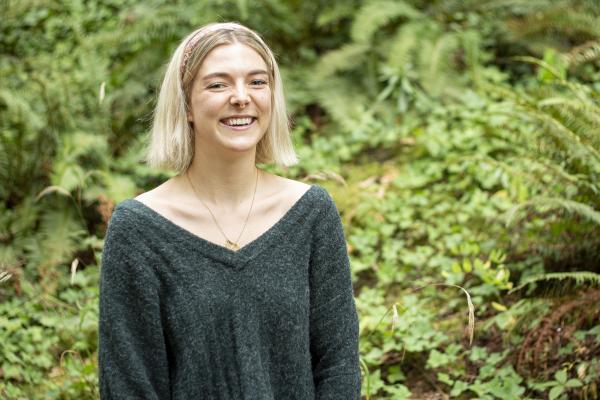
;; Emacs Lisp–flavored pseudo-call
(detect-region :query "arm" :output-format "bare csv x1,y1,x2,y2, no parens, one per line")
309,193,361,399
98,206,171,400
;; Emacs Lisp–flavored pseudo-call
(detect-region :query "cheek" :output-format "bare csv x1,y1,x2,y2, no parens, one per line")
189,95,222,121
257,91,272,113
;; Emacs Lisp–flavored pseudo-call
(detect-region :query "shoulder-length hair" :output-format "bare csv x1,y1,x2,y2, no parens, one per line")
146,22,298,173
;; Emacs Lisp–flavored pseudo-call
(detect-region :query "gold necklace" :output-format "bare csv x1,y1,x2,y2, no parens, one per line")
185,168,258,251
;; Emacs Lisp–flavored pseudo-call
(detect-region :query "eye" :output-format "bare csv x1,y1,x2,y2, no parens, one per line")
250,79,268,86
207,82,226,89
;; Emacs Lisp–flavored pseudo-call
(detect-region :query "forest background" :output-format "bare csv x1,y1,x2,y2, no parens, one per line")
1,0,600,399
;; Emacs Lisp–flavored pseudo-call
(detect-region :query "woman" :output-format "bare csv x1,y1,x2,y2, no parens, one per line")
98,22,361,399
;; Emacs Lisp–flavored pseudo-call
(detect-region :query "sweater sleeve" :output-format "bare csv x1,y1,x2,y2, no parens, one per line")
309,192,361,399
98,206,171,400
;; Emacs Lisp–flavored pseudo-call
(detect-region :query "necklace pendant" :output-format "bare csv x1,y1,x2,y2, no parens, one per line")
225,240,240,251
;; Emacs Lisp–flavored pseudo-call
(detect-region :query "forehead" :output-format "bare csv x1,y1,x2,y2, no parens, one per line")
198,43,268,76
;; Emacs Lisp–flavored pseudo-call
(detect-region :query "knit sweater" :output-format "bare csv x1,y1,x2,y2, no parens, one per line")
98,184,361,400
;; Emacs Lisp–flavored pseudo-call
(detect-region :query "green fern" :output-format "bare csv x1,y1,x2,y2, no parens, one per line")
316,2,358,27
510,271,600,293
384,21,425,74
565,39,600,67
484,70,600,201
506,196,600,228
312,43,369,81
312,77,370,132
350,0,421,43
502,1,600,54
23,202,86,276
421,31,464,96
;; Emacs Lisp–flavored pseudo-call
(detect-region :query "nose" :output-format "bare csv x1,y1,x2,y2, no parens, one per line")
231,83,250,108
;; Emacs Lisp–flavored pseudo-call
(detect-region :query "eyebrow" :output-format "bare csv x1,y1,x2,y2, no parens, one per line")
201,69,269,80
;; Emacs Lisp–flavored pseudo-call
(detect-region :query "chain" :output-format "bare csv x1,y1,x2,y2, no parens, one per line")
185,167,258,251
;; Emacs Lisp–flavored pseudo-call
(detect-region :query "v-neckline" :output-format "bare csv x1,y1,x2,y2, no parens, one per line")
121,185,317,267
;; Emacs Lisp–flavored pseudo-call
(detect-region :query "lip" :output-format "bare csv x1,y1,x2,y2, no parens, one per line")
219,117,257,131
222,114,256,119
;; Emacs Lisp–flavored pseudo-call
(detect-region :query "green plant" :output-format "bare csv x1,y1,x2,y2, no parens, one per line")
529,369,583,400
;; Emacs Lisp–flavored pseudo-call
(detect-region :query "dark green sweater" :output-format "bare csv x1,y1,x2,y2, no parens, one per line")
98,184,361,399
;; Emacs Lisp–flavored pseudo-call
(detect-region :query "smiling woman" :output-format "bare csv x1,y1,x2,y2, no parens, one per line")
147,22,295,174
186,43,272,156
98,22,362,400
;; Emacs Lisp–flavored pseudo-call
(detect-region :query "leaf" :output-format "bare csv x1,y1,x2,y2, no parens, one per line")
437,372,453,386
427,349,452,369
549,385,564,400
462,258,472,273
539,48,568,82
384,383,411,399
565,379,582,388
554,369,567,384
450,380,469,397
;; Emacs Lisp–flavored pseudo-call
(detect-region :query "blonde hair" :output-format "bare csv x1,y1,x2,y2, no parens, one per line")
146,22,298,173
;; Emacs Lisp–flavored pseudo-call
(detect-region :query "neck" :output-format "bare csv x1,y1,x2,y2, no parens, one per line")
183,149,259,210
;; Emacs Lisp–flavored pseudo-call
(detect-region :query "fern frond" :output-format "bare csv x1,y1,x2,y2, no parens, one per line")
510,56,567,82
421,32,461,95
510,271,600,293
477,0,556,12
456,154,597,194
516,156,599,195
512,56,591,101
0,269,12,284
510,105,600,165
506,196,600,227
480,79,536,105
461,29,483,82
384,21,428,74
104,4,202,49
311,76,369,132
535,91,600,151
316,2,357,27
505,5,600,41
549,103,600,152
350,0,421,43
539,97,600,128
23,204,87,272
312,43,369,81
565,39,600,67
0,88,45,131
96,171,138,204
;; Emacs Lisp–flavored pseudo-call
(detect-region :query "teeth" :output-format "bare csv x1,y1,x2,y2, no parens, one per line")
224,117,253,126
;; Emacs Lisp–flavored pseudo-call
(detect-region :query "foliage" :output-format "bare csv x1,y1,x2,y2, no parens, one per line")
530,369,583,400
1,0,600,399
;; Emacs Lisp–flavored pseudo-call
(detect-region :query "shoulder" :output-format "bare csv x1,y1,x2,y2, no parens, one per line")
260,172,337,222
105,198,148,237
261,172,315,208
264,172,310,196
132,177,177,211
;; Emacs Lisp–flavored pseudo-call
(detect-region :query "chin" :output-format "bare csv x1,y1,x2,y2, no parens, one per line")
220,138,261,153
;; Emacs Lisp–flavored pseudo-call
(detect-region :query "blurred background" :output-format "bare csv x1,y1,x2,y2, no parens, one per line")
1,0,599,398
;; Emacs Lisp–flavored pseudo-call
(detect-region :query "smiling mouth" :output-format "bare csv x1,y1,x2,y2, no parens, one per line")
220,117,256,127
219,117,256,131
